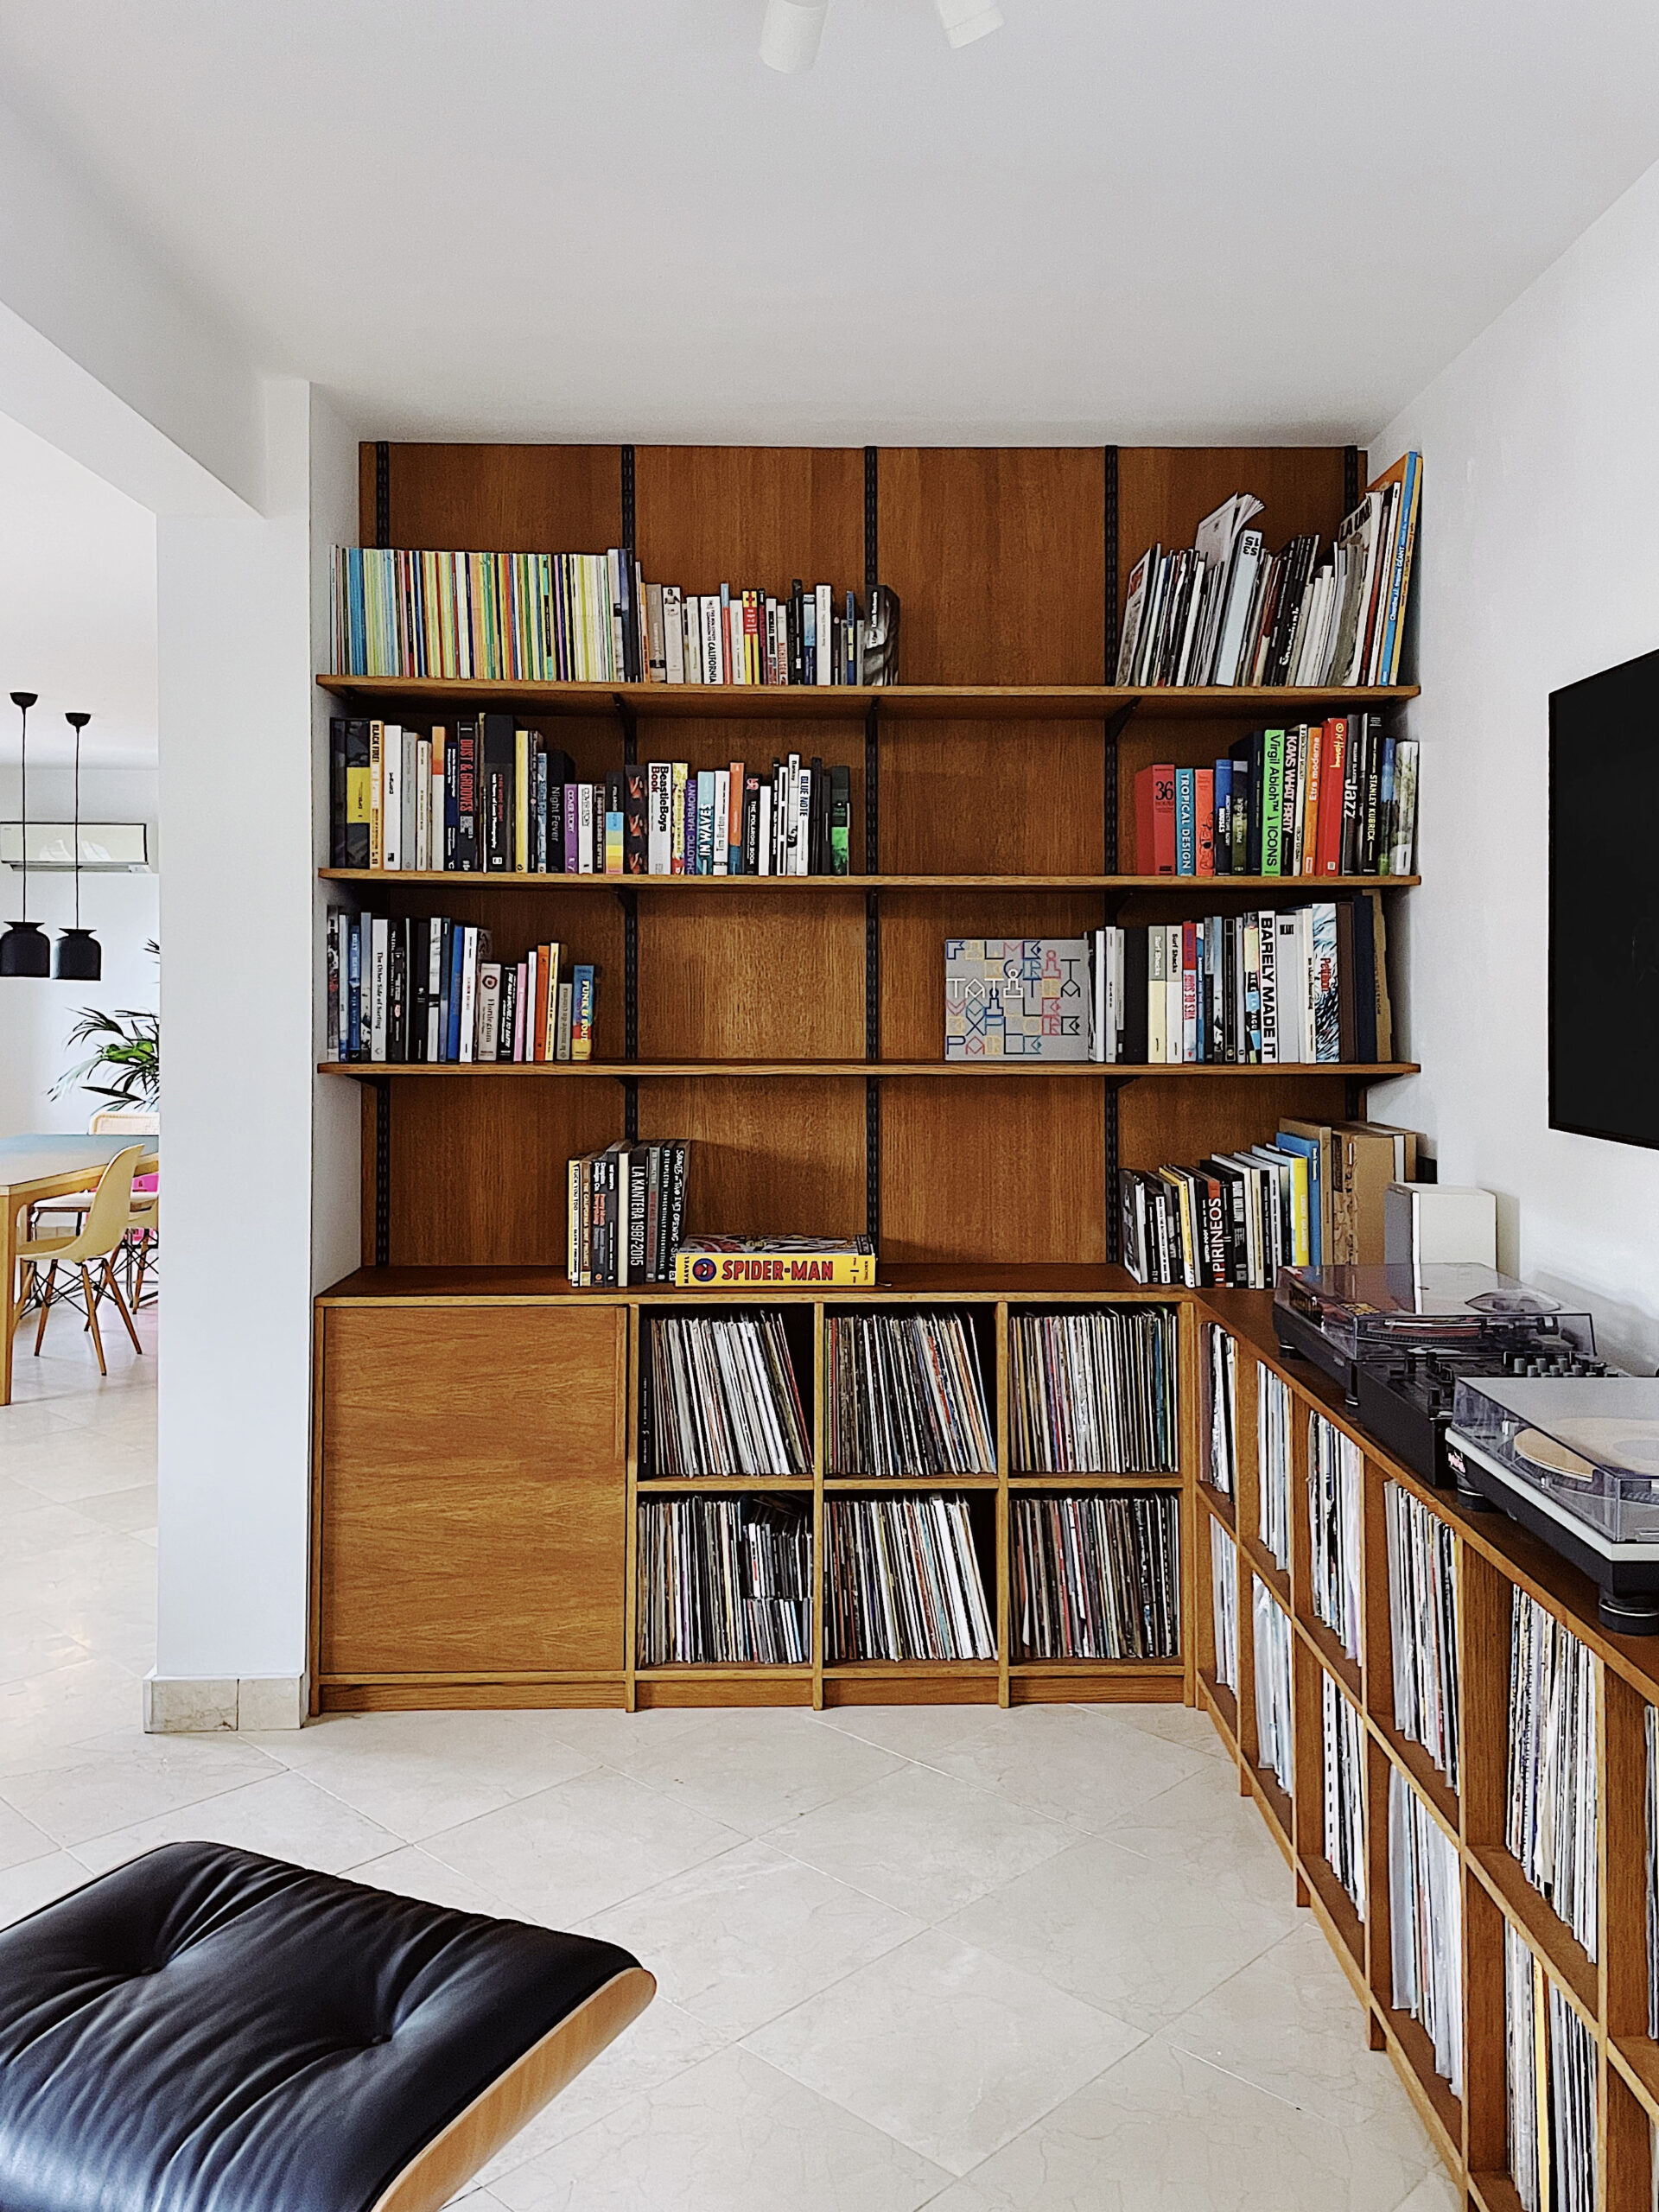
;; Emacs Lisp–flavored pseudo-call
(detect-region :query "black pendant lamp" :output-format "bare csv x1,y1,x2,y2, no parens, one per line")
0,690,49,976
54,712,99,980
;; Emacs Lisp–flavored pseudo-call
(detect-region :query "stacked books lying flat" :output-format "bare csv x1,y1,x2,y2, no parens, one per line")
1085,895,1392,1067
1389,1767,1464,2097
1211,1521,1239,1690
1121,1116,1422,1286
1309,1414,1363,1662
1114,454,1421,689
1011,1492,1179,1662
1007,1308,1179,1472
1322,1673,1367,1917
331,546,874,686
1132,720,1418,877
1384,1482,1460,1789
1254,1580,1295,1794
329,715,852,877
1505,1923,1596,2212
636,1496,810,1665
1205,1324,1238,1497
1506,1589,1599,1961
826,1313,995,1477
326,913,596,1065
642,1313,810,1478
825,1495,995,1662
675,1238,876,1289
568,1141,689,1288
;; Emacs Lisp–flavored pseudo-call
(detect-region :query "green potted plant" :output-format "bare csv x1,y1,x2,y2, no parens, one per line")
51,938,160,1111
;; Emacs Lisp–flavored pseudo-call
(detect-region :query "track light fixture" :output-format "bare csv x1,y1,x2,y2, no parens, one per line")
760,0,1003,73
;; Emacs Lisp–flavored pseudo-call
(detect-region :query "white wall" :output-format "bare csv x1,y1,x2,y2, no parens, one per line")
0,761,159,1135
1370,156,1659,1372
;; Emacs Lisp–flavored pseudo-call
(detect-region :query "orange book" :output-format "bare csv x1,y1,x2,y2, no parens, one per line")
1316,719,1347,874
728,762,745,863
533,943,552,1061
1194,768,1215,874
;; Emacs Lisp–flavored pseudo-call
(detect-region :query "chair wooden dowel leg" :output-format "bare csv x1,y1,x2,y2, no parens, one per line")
132,1233,149,1311
80,1265,106,1376
33,1262,57,1357
103,1261,143,1355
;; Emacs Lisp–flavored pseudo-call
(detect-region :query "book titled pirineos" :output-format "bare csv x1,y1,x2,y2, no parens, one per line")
673,1236,876,1288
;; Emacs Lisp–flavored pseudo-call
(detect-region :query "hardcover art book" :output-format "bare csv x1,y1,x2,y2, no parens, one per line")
944,938,1090,1060
673,1236,876,1288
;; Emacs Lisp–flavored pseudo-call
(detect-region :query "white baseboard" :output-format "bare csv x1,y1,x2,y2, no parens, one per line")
143,1674,308,1732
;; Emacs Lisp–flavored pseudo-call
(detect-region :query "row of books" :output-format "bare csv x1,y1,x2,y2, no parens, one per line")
1131,720,1418,878
1011,1493,1179,1662
1204,1325,1238,1499
826,1495,995,1662
1388,1767,1464,2098
1505,1923,1596,2212
643,1313,810,1478
825,1313,995,1478
1308,1413,1363,1664
1114,458,1421,690
1258,1367,1292,1572
1506,1590,1599,1962
331,545,874,687
1254,1580,1295,1796
568,1141,690,1288
1210,1521,1239,1691
1121,1118,1421,1287
325,912,596,1065
1091,896,1391,1068
1007,1308,1179,1474
1322,1672,1367,1918
1384,1481,1461,1789
636,1497,811,1665
330,716,855,879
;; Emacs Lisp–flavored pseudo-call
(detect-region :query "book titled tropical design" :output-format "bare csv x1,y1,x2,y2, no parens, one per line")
944,938,1090,1060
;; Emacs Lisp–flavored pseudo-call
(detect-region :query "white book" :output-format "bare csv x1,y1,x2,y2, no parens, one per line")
381,731,401,871
1275,912,1304,1065
795,765,812,874
785,754,802,874
772,766,788,871
647,762,673,874
1147,928,1166,1064
402,728,419,870
1166,923,1183,1065
663,587,684,683
476,963,501,1062
577,783,595,874
1257,907,1280,1063
702,595,723,685
682,596,702,683
757,784,772,874
370,916,389,1061
524,948,538,1060
606,550,625,681
713,769,730,874
415,736,431,868
728,597,747,684
459,925,480,1062
816,584,833,683
1213,531,1263,685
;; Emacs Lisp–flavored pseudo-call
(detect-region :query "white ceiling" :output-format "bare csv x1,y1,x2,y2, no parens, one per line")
0,407,156,766
1,0,1657,449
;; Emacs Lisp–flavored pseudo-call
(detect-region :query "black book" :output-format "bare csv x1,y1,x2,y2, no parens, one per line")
667,1140,689,1257
617,557,638,683
344,719,372,869
790,580,805,685
624,765,648,875
543,748,574,871
1120,925,1149,1064
387,921,407,1064
454,721,480,872
626,1147,651,1282
830,765,850,874
1200,1157,1249,1286
808,756,826,874
1265,536,1317,686
1360,711,1384,872
1340,714,1365,874
408,918,426,1063
499,963,518,1064
1350,891,1379,1062
481,712,515,871
329,718,347,867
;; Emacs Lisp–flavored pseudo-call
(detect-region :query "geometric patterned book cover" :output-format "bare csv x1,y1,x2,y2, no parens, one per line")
944,938,1091,1059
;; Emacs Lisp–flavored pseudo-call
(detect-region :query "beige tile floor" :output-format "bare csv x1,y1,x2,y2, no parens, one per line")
0,1308,1458,2211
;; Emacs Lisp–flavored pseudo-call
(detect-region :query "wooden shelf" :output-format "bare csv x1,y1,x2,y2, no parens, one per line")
319,673,1419,721
823,1659,1001,1677
318,866,1420,893
1007,1471,1184,1490
316,1261,1170,1304
635,1477,811,1493
1467,1843,1600,2024
1007,1656,1185,1676
823,1476,999,1491
319,1058,1420,1080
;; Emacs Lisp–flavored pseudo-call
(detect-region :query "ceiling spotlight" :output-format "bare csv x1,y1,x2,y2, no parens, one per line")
760,0,829,72
937,0,1003,45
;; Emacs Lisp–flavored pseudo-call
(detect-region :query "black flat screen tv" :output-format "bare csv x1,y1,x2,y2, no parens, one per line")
1549,649,1659,1150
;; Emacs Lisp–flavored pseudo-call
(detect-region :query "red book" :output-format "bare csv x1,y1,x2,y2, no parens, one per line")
1135,763,1178,873
1315,719,1347,874
1194,769,1215,875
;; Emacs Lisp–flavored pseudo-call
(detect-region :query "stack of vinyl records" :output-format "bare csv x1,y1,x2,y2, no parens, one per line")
1205,1324,1238,1497
825,1496,995,1662
1506,1590,1599,1961
1384,1482,1460,1788
1008,1308,1179,1473
1011,1492,1179,1661
1257,1366,1293,1570
1505,1925,1597,2212
1388,1768,1463,2096
1309,1413,1363,1662
644,1313,811,1478
1253,1580,1295,1796
826,1313,995,1477
636,1497,810,1665
1211,1520,1239,1691
1322,1673,1366,1917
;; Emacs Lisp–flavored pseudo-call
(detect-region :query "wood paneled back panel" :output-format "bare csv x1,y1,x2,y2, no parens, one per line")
362,443,623,552
633,446,863,601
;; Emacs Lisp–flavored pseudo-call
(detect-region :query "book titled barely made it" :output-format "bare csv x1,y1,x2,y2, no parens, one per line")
674,1236,877,1288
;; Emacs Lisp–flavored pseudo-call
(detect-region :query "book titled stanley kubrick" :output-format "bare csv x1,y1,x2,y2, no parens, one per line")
674,1236,877,1288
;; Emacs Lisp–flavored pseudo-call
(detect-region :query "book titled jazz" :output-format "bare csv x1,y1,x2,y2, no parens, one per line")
944,939,1091,1060
673,1236,877,1288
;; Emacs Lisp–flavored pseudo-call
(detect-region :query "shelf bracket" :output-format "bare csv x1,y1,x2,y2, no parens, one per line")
1102,701,1136,875
865,1076,880,1246
613,696,639,762
1104,1083,1120,1265
618,887,639,1064
372,1075,391,1267
623,1075,639,1144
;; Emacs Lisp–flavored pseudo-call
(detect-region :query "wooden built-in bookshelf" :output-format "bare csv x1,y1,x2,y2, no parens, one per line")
311,440,1421,1726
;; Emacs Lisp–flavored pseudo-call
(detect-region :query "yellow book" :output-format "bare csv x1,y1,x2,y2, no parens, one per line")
1286,1153,1311,1267
674,1239,876,1289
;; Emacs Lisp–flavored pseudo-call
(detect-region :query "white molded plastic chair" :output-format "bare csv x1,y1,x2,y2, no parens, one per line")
16,1145,147,1375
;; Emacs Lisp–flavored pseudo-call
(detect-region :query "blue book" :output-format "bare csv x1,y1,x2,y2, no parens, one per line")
696,771,716,874
1377,736,1397,874
1273,1129,1323,1267
804,596,817,685
447,925,466,1062
846,589,858,683
1174,768,1197,874
1213,760,1232,875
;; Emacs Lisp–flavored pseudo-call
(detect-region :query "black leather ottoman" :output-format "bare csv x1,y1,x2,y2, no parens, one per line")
0,1841,655,2212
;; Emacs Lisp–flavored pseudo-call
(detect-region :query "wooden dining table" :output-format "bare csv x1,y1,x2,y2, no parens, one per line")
0,1134,160,1405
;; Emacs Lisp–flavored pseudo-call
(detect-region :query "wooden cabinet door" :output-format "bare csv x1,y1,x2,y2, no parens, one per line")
319,1305,627,1679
